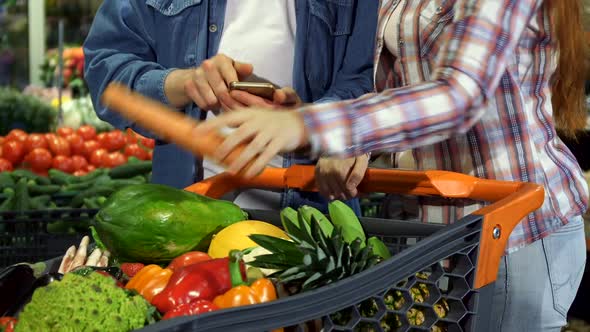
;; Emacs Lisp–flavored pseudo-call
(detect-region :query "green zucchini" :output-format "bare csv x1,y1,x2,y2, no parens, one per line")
0,172,15,189
77,168,107,182
14,178,30,212
70,186,116,208
62,174,111,191
28,184,61,195
48,169,78,185
30,195,51,210
83,197,100,209
0,188,15,212
108,160,152,179
11,169,51,185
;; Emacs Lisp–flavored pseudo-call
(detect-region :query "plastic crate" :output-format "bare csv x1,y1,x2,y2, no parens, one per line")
0,208,98,268
136,165,543,332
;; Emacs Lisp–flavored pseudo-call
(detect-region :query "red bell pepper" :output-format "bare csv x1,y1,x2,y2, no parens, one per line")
151,257,246,313
167,251,211,271
162,300,219,320
0,317,17,332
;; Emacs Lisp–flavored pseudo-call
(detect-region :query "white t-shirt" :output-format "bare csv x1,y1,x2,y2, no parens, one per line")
203,0,297,210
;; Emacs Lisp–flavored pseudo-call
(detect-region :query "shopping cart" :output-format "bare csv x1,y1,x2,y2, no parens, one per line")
132,164,542,332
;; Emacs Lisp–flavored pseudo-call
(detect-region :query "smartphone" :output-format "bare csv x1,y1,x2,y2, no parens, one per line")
229,81,276,100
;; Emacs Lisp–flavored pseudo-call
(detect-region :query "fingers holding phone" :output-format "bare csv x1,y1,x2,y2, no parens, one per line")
184,53,253,111
229,84,302,109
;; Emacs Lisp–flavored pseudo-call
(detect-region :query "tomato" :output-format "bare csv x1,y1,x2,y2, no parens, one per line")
24,148,53,171
77,125,96,141
104,130,126,152
24,134,48,153
124,143,149,160
52,155,75,173
0,158,13,172
140,137,155,149
65,133,85,155
167,252,211,271
82,140,101,159
125,129,139,145
96,132,108,148
102,151,127,168
1,140,25,165
73,169,88,176
71,155,88,171
48,136,71,156
0,317,17,332
57,127,74,137
85,164,96,173
148,150,153,160
0,136,4,146
90,148,108,167
6,129,28,143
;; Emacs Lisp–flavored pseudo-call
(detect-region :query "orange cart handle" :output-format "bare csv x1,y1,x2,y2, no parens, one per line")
186,166,544,289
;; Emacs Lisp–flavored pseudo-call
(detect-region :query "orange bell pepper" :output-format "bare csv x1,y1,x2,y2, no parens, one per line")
212,250,277,309
125,264,173,302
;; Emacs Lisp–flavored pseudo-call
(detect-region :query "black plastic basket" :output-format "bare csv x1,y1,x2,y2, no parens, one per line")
138,166,544,332
0,208,98,268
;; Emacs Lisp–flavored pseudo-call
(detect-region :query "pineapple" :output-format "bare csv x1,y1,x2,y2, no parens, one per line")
248,214,381,292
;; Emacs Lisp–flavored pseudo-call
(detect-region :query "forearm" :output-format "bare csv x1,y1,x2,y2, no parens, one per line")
164,69,194,109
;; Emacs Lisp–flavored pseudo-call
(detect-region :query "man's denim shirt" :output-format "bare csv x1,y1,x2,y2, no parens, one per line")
84,0,378,212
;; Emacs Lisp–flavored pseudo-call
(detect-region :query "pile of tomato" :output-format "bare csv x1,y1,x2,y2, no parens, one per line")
0,126,154,176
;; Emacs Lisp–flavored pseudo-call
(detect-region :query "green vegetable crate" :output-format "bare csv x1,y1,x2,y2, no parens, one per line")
148,165,544,332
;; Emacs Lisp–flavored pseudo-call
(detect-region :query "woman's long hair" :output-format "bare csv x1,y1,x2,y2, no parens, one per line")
548,0,588,138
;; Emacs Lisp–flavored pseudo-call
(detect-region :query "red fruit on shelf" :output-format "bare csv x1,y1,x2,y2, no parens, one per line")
148,150,153,160
90,148,108,167
77,125,96,141
6,129,28,143
57,127,75,138
96,132,108,148
120,263,145,279
104,130,126,152
52,155,75,173
2,140,25,165
48,136,71,157
65,133,85,156
0,158,13,172
24,134,48,153
25,148,53,171
102,151,127,168
71,155,88,171
82,140,101,159
73,170,87,176
124,144,149,160
140,137,155,149
85,164,96,173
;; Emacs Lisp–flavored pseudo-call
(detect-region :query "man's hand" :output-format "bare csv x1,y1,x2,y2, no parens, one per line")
229,87,302,109
315,155,370,200
164,54,253,110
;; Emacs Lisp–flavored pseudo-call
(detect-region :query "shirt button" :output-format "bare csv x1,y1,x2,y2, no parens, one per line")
209,24,218,33
399,38,405,46
436,6,443,14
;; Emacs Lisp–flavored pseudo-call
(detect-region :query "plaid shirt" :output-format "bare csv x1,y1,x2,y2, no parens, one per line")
301,0,589,252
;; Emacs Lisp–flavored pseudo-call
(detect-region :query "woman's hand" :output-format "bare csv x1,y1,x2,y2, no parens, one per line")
315,155,369,200
194,108,309,178
230,87,302,109
165,54,254,111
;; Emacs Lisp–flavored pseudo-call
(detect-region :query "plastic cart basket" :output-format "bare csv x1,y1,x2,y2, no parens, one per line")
131,165,543,332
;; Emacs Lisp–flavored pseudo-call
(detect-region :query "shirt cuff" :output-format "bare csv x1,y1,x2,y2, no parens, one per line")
135,68,176,106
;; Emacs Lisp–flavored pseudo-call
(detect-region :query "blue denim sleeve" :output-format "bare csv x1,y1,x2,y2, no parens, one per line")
83,0,174,137
317,0,379,103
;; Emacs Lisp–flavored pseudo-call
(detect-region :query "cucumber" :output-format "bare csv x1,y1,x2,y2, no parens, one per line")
63,174,111,191
0,172,15,189
70,186,116,208
11,169,51,185
14,178,30,212
77,168,107,182
48,169,78,185
108,160,152,179
30,195,51,210
83,197,100,209
28,184,61,195
0,188,15,212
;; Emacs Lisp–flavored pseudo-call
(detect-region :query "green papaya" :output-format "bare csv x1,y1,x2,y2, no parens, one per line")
92,183,248,264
